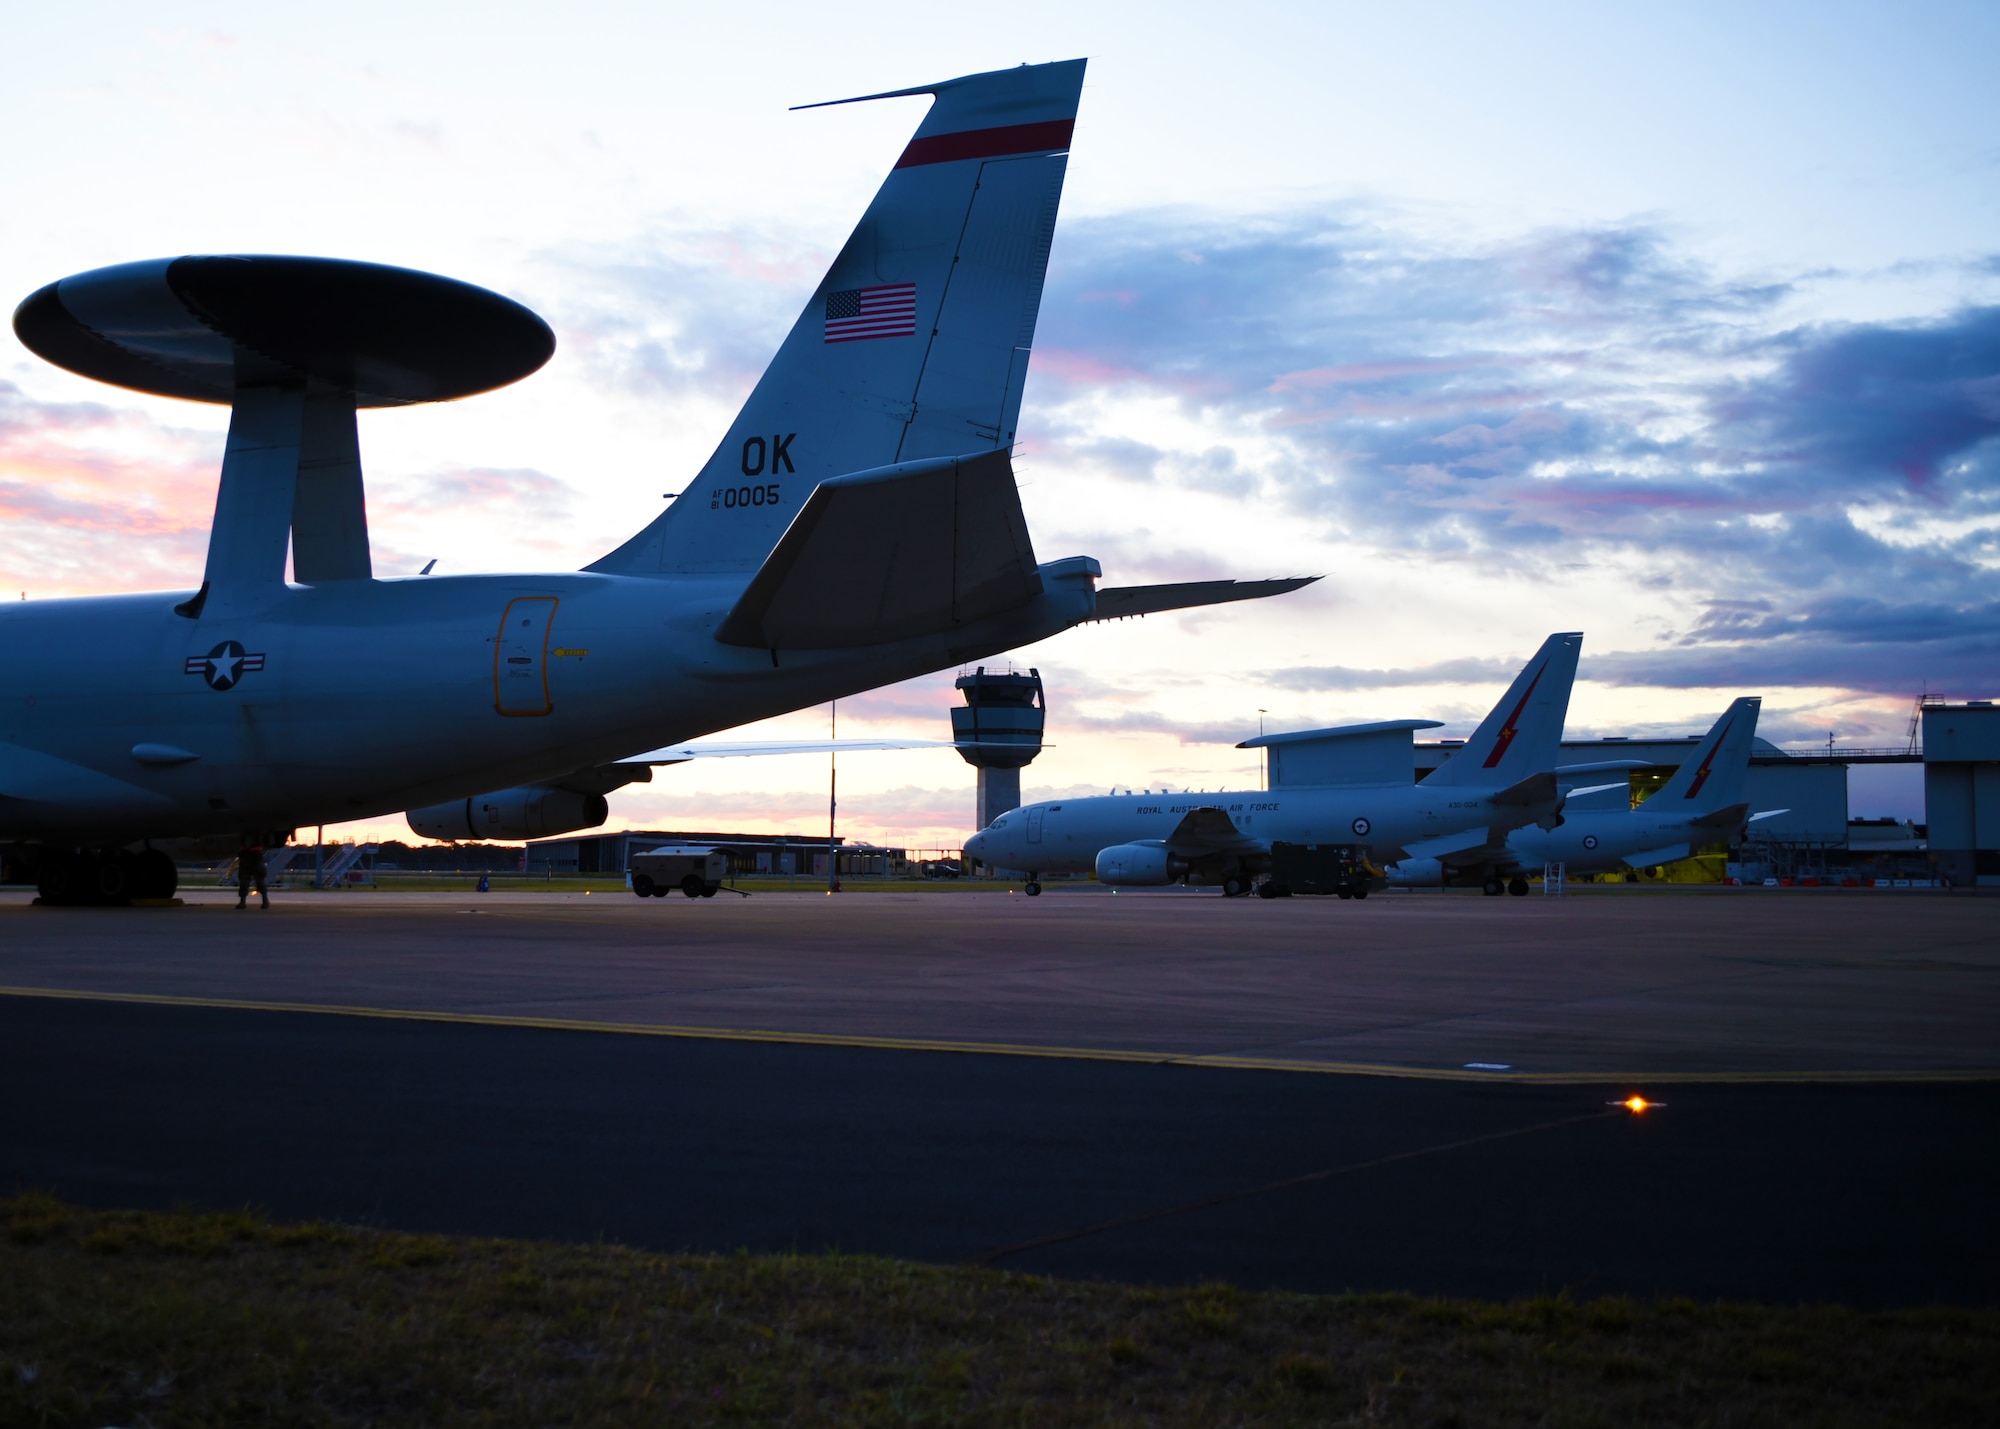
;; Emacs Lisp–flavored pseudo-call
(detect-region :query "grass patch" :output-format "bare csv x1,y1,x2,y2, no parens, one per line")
2,1192,1993,1425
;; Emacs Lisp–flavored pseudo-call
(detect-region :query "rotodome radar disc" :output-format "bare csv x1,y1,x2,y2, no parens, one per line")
12,255,555,406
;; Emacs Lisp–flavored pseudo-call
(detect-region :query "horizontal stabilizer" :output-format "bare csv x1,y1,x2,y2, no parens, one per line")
1690,801,1751,830
1085,577,1318,623
716,449,1040,649
1489,770,1560,807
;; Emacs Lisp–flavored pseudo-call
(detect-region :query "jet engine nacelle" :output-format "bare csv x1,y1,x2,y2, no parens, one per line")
1094,842,1185,886
1384,857,1445,888
407,786,609,842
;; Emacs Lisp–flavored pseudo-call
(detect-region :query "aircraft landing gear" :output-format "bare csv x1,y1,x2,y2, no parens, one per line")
1222,874,1248,897
32,846,176,906
1024,880,1042,897
37,848,87,905
135,848,177,900
1482,877,1505,897
1507,877,1530,897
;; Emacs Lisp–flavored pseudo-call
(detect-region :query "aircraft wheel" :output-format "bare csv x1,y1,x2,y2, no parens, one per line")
37,849,81,905
680,874,705,898
1222,875,1246,897
135,848,177,900
1024,881,1042,897
1335,884,1353,900
632,874,655,898
94,852,132,903
1482,877,1505,896
1507,878,1530,897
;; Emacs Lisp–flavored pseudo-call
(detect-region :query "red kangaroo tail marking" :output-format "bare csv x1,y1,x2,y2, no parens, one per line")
1482,663,1546,769
1683,716,1733,798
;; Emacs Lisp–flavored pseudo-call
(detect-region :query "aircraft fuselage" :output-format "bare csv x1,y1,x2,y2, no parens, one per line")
0,570,1093,844
967,781,1539,878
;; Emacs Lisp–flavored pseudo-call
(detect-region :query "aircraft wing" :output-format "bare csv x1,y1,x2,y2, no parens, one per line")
556,736,1017,795
1160,806,1264,858
615,738,970,766
1084,577,1318,623
1622,843,1694,870
1396,827,1494,862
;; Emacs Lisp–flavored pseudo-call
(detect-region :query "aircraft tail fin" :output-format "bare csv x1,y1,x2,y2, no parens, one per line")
1421,633,1583,789
591,58,1085,578
1648,697,1762,812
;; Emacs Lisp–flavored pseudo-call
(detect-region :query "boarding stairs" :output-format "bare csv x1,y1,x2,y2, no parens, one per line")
314,843,376,887
213,845,304,887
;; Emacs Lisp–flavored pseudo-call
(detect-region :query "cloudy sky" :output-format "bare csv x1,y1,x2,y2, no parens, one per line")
5,1,1995,843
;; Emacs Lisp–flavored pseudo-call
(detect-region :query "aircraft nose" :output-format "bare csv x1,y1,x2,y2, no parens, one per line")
964,830,988,859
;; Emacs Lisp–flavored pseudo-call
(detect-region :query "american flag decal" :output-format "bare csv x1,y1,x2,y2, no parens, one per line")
824,282,917,343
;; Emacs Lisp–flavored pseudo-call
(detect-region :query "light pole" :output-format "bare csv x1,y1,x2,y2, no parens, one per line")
827,700,840,893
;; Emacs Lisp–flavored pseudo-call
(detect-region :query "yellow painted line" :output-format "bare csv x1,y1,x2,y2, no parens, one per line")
1,984,1995,1085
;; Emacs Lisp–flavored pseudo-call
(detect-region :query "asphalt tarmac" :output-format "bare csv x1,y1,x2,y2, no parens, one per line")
3,887,1995,1076
3,889,1995,1304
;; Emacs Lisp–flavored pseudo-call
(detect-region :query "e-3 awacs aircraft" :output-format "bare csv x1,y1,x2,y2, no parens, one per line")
3,58,1312,904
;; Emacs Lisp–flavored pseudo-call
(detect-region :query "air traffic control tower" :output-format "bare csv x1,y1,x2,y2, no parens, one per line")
952,667,1046,832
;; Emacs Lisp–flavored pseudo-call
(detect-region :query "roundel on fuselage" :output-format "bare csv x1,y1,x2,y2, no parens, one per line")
1352,816,1371,837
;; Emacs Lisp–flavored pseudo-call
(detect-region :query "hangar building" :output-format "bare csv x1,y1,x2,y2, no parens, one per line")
1922,701,2000,887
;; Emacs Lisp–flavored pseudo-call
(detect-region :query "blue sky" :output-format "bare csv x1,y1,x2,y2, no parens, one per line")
4,1,1994,838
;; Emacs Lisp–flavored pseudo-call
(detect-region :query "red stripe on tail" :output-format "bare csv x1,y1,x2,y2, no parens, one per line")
896,119,1076,168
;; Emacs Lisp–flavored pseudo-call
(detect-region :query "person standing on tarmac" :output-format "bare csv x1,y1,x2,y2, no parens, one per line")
237,843,268,910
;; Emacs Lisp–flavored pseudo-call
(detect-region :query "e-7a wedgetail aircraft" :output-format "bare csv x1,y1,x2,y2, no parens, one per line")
5,58,1309,903
965,634,1584,897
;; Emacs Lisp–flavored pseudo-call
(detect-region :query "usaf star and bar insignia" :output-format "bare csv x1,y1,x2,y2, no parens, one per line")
184,640,266,691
